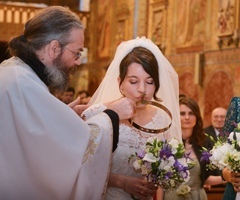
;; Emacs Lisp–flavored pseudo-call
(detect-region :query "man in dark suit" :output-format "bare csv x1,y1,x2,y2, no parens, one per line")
204,107,227,191
204,107,227,143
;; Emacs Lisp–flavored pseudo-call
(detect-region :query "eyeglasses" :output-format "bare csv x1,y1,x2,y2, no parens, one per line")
213,115,225,119
65,46,82,59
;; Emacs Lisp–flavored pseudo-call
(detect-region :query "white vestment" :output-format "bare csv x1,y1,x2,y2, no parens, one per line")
0,57,112,200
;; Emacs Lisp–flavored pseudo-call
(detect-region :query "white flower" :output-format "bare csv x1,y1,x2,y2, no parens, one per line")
229,132,240,142
217,155,228,169
228,150,240,162
203,126,240,173
143,152,158,163
209,143,233,169
133,159,142,170
178,157,188,166
176,184,191,195
159,156,175,171
169,138,180,154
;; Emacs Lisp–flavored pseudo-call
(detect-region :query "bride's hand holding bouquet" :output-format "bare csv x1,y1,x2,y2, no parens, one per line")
121,175,158,200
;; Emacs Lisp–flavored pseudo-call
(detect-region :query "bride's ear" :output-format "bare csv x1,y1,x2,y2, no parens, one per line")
117,77,121,84
118,77,124,95
120,88,124,95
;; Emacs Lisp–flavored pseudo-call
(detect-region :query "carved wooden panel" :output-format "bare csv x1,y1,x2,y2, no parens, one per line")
216,0,240,49
97,0,113,59
179,72,198,101
175,0,207,53
147,0,168,53
115,3,130,46
204,71,233,126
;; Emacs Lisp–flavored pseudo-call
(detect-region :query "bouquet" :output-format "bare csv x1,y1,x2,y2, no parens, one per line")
201,122,240,172
130,137,193,191
201,122,240,200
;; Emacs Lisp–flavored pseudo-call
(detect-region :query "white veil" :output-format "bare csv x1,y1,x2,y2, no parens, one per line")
88,37,181,141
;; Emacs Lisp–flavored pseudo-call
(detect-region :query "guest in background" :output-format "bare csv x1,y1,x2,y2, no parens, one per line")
77,89,92,104
61,86,75,104
164,97,223,200
51,89,63,101
203,107,227,190
81,96,91,105
77,89,89,100
204,107,227,144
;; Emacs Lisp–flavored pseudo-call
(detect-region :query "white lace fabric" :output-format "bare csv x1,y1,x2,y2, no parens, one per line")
82,103,106,119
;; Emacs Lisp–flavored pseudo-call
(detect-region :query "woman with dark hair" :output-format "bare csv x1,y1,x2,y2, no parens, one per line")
82,37,182,200
164,97,223,200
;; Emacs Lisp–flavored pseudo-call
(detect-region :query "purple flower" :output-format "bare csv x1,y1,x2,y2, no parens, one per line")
182,166,190,178
201,151,211,162
174,160,187,172
164,171,173,179
160,144,172,159
137,149,146,158
174,160,183,170
174,160,189,178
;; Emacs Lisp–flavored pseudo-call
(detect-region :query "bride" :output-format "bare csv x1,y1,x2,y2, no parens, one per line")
82,37,182,200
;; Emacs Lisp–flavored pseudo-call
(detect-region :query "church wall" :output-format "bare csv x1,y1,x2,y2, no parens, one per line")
168,0,240,126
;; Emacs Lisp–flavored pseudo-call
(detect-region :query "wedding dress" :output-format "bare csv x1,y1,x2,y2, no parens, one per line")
83,103,177,199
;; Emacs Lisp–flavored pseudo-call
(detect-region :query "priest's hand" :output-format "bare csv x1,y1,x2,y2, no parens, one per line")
107,97,135,120
68,97,89,116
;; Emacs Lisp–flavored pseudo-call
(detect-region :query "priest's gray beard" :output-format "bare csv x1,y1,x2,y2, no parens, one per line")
45,54,76,92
